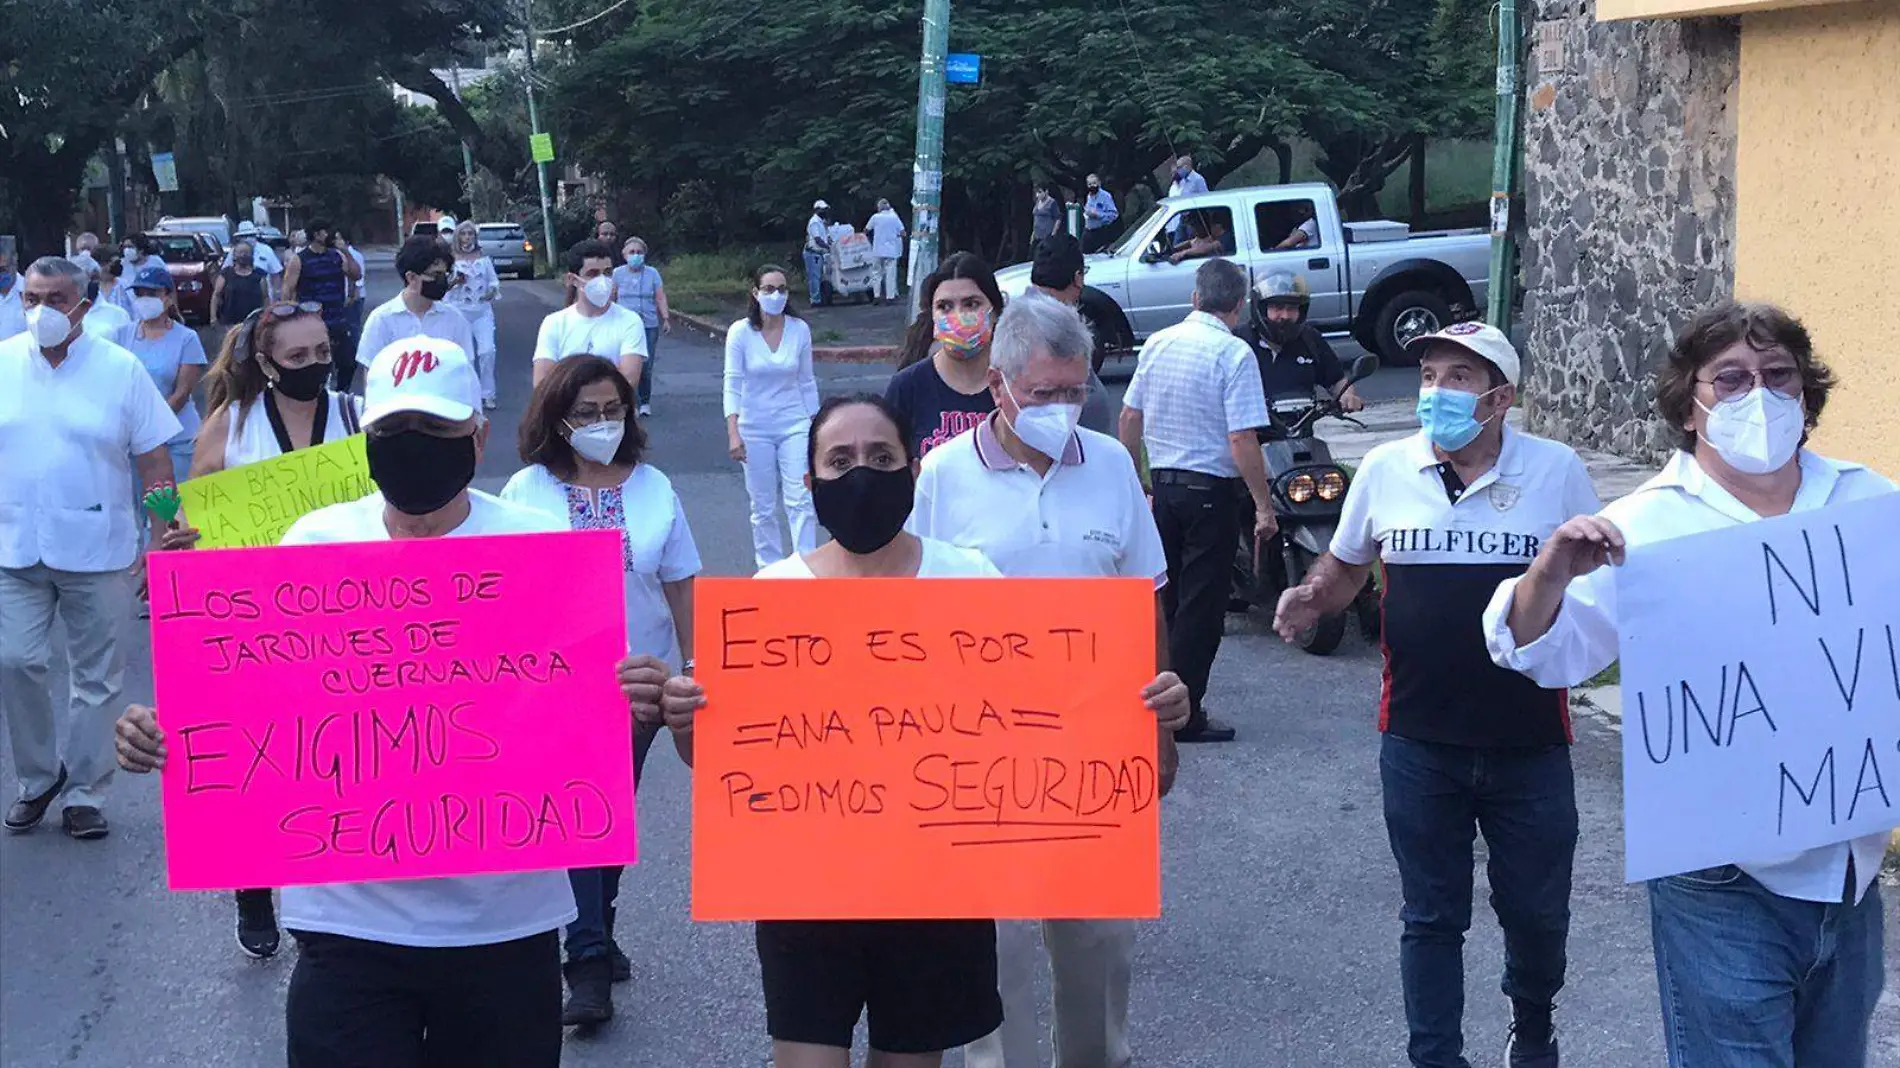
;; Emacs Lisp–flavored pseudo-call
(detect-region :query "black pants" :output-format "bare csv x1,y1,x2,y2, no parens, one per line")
285,929,562,1068
1151,471,1241,730
328,321,360,394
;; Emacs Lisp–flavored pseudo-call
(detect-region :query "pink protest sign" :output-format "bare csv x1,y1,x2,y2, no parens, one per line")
147,529,636,891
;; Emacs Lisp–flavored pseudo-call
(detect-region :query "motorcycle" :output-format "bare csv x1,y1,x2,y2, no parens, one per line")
1230,353,1383,655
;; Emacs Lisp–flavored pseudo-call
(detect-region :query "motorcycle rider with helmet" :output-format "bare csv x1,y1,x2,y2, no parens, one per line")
1244,272,1366,424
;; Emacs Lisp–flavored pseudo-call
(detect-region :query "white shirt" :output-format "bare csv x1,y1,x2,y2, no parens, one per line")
1169,170,1210,198
345,247,367,298
223,242,284,275
500,463,702,670
81,300,131,338
445,256,501,320
760,536,1000,580
277,489,581,947
1484,449,1896,903
224,391,362,468
358,293,476,367
911,416,1168,587
532,303,649,367
0,332,182,571
69,250,100,277
868,210,907,259
805,214,830,252
0,284,22,339
1124,311,1268,478
722,318,819,435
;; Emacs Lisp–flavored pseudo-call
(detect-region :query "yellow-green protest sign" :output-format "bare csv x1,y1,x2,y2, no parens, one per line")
180,435,371,549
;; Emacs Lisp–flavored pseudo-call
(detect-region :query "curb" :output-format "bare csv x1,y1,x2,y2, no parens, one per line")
675,311,899,365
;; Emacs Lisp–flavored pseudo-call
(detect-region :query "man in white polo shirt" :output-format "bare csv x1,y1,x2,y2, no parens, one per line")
0,257,181,841
911,295,1186,1068
112,336,622,1066
531,239,647,391
1274,322,1600,1068
1119,257,1273,744
357,235,476,385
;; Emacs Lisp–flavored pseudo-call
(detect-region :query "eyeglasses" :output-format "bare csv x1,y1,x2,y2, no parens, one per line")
567,404,629,425
1021,386,1089,405
757,284,789,295
1697,365,1801,402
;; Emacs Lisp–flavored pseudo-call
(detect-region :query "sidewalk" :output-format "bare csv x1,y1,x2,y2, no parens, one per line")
673,296,909,363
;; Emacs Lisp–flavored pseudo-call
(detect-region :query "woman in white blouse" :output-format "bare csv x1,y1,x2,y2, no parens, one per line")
723,264,820,569
500,354,699,1028
445,221,501,410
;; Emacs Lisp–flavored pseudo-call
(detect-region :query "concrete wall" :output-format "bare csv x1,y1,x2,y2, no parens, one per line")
1733,0,1900,475
1519,3,1741,461
1599,0,1868,18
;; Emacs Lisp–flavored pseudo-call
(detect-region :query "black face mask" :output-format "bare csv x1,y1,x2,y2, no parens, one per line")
269,359,331,402
417,276,451,302
811,464,915,555
366,430,478,516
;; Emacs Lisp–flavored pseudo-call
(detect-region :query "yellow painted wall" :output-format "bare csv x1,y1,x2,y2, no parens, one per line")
1732,0,1900,477
1599,0,1867,20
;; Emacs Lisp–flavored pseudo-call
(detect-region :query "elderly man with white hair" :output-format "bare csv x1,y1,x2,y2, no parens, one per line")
910,294,1188,1068
866,198,906,304
0,256,181,841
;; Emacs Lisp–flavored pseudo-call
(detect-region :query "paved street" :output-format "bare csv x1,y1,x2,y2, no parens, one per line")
1,254,1894,1068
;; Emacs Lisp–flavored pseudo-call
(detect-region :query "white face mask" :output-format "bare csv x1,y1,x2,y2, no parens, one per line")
758,291,790,316
133,296,168,322
25,304,76,349
1002,376,1082,460
1697,387,1804,475
567,420,626,465
581,275,615,308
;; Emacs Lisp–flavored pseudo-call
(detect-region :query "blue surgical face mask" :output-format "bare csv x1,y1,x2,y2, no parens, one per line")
626,253,646,270
1415,386,1500,452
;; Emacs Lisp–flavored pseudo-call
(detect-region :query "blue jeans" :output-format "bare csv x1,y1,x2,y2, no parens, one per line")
802,249,825,305
1380,733,1577,1068
564,722,661,963
1651,866,1884,1068
636,327,658,406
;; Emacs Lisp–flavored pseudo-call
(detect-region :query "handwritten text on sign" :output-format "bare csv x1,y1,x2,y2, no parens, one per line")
1616,493,1900,882
148,530,636,890
180,434,371,549
692,577,1160,921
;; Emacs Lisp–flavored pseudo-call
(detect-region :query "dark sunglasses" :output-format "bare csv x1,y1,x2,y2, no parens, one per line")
237,302,325,362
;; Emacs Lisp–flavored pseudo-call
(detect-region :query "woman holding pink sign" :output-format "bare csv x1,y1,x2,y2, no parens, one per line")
158,301,364,962
502,354,701,1028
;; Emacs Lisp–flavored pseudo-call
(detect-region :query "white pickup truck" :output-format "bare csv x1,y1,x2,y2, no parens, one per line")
995,182,1492,367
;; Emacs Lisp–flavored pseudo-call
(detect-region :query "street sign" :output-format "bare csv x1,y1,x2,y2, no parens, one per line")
530,132,555,164
946,53,982,84
151,151,179,193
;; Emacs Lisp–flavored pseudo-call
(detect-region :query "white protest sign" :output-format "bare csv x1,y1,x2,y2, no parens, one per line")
1615,492,1900,882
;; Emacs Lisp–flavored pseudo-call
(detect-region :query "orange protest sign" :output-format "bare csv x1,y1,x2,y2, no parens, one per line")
691,576,1161,922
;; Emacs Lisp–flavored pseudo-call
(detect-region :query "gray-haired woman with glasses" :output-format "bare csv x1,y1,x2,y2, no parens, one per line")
1485,300,1893,1068
153,300,364,962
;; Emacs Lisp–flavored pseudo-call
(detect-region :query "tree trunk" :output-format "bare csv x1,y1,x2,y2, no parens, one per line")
1408,134,1428,227
8,149,88,262
1271,140,1293,185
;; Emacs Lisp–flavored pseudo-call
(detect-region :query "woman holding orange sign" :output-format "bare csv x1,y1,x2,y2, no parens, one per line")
651,394,1191,1068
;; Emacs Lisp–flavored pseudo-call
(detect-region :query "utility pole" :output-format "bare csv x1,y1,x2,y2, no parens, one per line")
449,65,478,211
523,0,559,276
1484,0,1522,331
906,0,950,316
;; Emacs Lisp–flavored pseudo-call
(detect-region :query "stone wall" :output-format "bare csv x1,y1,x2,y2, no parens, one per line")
1519,2,1739,461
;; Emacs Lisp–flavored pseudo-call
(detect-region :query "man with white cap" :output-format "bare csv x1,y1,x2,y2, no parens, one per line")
225,222,284,275
803,199,832,307
109,334,676,1065
1274,321,1599,1068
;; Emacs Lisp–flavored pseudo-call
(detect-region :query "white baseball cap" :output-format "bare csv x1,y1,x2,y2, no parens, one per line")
813,199,830,210
1404,321,1521,387
361,337,483,428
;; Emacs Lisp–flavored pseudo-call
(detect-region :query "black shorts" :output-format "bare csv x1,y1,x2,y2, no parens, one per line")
755,919,1002,1053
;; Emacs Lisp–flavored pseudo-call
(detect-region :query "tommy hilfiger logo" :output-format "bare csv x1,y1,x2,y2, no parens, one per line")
1445,322,1485,336
391,348,440,385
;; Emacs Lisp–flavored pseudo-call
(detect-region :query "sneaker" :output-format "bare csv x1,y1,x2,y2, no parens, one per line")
1505,1001,1559,1068
610,944,632,983
561,958,614,1026
482,397,498,411
235,890,281,959
4,766,68,833
1174,716,1238,744
61,805,110,840
637,403,652,418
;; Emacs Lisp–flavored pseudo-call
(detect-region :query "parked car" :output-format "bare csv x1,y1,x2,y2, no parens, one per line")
409,219,456,239
141,230,221,325
157,214,235,248
477,223,534,279
995,182,1491,369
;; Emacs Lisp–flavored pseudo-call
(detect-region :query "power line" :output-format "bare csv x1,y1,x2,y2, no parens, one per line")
535,0,638,36
1114,0,1180,161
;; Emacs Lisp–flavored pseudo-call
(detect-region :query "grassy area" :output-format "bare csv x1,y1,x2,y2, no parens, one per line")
660,246,803,317
1583,662,1621,689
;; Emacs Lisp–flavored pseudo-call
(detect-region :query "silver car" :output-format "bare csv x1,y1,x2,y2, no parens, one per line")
477,223,534,279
